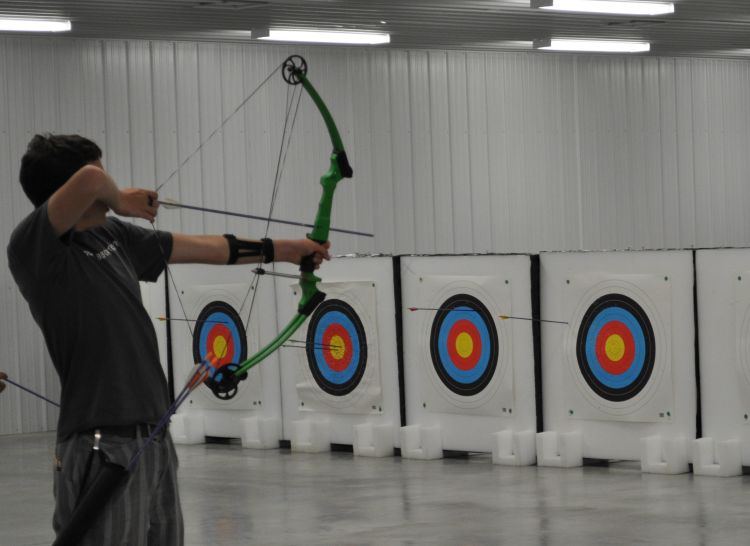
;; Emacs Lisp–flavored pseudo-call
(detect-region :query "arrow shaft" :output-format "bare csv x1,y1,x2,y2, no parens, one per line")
157,200,373,238
499,315,568,325
157,317,227,324
253,267,301,280
5,377,60,407
288,339,342,350
408,307,567,325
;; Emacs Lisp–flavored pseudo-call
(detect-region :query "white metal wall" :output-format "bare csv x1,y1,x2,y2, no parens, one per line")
1,36,749,433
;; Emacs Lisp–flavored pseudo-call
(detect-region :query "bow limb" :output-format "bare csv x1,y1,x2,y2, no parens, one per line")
290,56,353,317
212,55,353,389
232,313,307,376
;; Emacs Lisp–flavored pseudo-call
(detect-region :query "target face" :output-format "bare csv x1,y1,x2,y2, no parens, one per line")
192,301,248,397
429,294,499,396
305,299,368,396
576,293,656,402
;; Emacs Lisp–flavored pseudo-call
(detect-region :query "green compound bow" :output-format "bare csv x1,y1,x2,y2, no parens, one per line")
205,54,353,398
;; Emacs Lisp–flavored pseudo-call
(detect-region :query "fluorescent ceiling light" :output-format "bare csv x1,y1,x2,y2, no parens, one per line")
531,0,674,16
0,18,71,32
534,39,651,52
259,29,390,45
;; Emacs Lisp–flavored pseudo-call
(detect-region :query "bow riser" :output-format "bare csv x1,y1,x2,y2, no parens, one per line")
297,159,341,316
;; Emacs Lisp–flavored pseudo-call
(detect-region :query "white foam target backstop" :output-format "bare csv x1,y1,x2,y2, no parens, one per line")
696,249,750,465
167,264,282,440
401,255,537,453
274,256,401,449
541,250,696,461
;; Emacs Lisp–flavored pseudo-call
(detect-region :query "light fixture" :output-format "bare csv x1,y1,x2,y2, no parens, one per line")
531,0,674,16
259,29,390,45
0,17,71,32
534,38,650,52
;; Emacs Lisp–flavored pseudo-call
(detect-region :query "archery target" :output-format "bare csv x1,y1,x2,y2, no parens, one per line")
306,299,368,396
429,293,499,397
402,255,538,455
564,275,672,421
294,281,382,414
192,301,248,373
576,294,655,403
174,282,265,410
416,276,512,416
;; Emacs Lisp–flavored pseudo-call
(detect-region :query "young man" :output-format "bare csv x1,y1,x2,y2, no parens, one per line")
7,134,330,545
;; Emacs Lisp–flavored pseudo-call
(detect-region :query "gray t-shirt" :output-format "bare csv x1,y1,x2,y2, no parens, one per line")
7,203,174,441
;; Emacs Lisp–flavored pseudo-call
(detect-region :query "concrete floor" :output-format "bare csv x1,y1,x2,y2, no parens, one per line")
1,432,749,546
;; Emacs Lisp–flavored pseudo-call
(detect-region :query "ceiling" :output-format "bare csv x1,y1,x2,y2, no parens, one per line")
1,0,750,58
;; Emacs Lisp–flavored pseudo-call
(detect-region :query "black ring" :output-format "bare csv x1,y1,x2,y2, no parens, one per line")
192,301,249,401
575,293,656,402
429,294,499,397
305,299,367,396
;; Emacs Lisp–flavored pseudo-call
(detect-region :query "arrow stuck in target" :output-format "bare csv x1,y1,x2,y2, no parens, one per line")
407,307,567,325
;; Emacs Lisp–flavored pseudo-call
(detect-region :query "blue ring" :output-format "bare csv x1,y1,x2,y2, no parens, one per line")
312,310,361,385
583,307,646,390
436,306,491,384
198,311,243,363
575,293,656,402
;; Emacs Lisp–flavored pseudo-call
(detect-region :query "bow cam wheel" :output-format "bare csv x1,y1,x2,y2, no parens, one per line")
205,363,248,401
282,55,308,85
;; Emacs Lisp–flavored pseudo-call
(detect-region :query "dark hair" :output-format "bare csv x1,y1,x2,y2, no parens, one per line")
19,134,102,207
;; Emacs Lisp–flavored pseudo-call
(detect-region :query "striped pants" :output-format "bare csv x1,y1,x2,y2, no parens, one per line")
53,428,184,545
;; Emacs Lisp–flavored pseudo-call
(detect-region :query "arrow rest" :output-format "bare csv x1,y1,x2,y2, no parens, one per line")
282,55,308,85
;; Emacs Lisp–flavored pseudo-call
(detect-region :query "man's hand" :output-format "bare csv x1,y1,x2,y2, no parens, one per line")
274,239,331,269
0,372,7,394
113,188,160,222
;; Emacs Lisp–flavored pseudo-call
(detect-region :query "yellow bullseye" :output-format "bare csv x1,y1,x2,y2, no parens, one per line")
604,334,625,362
455,332,474,359
212,336,229,359
329,334,346,360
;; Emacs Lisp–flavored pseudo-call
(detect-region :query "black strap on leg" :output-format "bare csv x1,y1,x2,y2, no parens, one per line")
52,438,129,546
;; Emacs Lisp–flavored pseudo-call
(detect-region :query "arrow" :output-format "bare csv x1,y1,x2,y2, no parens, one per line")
4,377,60,407
285,339,343,350
407,307,567,325
157,199,373,238
253,267,302,280
156,316,228,324
498,314,568,325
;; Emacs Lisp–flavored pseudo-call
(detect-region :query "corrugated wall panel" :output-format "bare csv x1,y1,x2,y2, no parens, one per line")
2,37,750,432
173,42,203,237
465,52,492,252
428,51,455,254
390,50,416,254
408,50,436,253
0,41,23,434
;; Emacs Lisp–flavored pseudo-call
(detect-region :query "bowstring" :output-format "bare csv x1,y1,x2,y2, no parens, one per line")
147,61,287,404
156,63,283,193
240,81,304,328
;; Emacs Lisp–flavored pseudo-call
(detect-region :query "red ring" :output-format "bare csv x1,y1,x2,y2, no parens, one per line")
322,323,353,372
206,325,235,365
446,319,482,371
595,321,635,375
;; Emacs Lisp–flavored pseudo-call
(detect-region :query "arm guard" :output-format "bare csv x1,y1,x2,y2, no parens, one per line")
223,234,274,265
